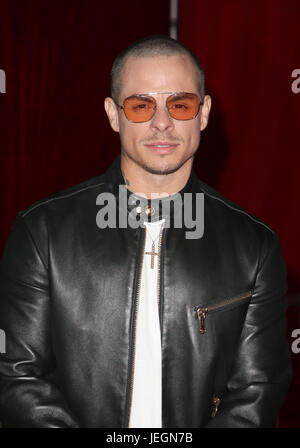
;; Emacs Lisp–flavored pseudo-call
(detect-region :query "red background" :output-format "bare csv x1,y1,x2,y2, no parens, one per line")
0,0,299,427
179,0,300,427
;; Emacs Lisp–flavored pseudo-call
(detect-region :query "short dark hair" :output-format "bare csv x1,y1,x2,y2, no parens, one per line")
110,35,206,102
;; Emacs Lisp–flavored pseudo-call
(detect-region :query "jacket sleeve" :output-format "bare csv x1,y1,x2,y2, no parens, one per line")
206,231,293,428
0,215,80,427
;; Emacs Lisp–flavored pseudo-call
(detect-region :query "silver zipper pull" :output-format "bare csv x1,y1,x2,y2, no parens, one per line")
197,308,208,334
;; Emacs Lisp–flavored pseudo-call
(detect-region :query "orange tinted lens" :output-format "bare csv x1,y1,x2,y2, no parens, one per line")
167,93,199,120
123,96,156,122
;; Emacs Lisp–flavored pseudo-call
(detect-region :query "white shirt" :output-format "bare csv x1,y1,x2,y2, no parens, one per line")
128,219,165,428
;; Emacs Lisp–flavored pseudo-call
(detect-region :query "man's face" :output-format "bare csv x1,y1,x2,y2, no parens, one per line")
105,54,211,176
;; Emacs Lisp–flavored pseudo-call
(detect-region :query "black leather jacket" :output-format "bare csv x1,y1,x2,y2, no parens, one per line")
0,155,292,427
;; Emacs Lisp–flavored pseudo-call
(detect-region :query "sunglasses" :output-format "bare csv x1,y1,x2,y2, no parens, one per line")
115,91,203,123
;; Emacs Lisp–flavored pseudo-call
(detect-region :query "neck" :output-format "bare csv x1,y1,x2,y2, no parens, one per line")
121,154,193,199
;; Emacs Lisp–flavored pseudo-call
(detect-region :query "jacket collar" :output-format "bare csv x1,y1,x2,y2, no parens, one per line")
104,154,199,225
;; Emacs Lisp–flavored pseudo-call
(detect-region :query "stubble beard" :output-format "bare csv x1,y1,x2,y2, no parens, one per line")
122,149,191,175
121,140,200,176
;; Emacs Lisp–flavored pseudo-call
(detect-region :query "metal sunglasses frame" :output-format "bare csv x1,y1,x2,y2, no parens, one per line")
114,91,204,123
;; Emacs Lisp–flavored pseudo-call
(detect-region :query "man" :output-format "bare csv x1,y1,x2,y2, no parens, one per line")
0,35,292,428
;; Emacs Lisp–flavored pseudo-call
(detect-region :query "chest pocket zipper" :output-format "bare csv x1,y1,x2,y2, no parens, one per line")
194,291,253,334
211,396,221,417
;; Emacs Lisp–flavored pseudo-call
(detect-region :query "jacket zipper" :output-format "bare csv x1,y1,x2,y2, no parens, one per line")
126,223,165,427
195,291,252,334
126,227,147,428
211,396,221,417
157,225,165,320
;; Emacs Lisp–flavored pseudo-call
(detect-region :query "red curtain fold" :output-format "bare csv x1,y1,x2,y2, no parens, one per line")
179,0,300,427
0,0,169,250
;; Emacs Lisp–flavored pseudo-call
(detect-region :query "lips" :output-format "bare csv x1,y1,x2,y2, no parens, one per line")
144,141,179,154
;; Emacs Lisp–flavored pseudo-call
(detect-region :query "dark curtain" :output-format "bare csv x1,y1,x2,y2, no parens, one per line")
179,0,300,427
0,0,299,428
0,0,169,252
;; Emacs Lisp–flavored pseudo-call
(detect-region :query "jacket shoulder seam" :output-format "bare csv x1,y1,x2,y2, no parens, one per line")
21,181,105,218
200,184,275,235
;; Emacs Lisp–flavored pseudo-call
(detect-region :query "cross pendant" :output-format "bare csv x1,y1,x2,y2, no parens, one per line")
145,242,159,269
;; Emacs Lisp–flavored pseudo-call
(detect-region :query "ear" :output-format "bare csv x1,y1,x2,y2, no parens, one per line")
104,97,120,133
200,95,212,131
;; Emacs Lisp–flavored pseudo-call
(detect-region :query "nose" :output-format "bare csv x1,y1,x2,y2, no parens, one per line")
149,100,175,133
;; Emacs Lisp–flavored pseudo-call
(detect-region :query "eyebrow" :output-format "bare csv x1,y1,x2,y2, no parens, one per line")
167,93,195,101
127,94,155,103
